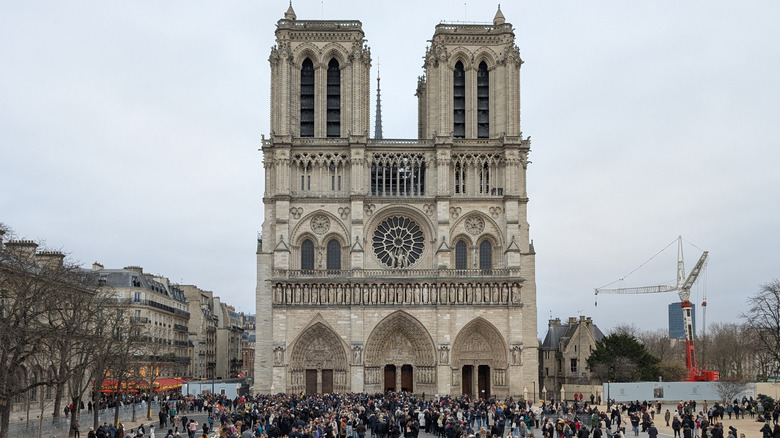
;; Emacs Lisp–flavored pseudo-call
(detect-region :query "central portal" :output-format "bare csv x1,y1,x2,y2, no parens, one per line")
384,365,396,391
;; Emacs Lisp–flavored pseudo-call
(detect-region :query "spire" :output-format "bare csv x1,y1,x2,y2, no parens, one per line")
374,58,383,139
284,1,296,20
493,4,505,25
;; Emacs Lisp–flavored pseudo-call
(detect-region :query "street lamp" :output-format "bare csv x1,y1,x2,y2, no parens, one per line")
607,381,611,412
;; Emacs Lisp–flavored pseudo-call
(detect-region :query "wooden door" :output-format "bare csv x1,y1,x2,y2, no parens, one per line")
305,369,317,394
384,365,396,392
401,365,413,392
321,369,333,393
478,365,490,399
462,365,473,396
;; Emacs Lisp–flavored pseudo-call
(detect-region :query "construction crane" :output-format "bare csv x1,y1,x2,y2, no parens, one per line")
594,236,719,382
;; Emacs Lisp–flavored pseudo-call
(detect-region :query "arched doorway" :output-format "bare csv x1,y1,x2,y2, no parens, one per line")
289,320,349,394
452,317,508,398
364,310,436,394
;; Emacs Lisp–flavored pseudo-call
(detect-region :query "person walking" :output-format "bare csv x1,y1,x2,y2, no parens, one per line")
665,410,671,427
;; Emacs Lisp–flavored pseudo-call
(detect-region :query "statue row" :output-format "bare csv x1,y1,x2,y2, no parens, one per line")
272,281,522,306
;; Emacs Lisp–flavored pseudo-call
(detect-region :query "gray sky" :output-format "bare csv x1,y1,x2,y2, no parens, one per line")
2,1,779,339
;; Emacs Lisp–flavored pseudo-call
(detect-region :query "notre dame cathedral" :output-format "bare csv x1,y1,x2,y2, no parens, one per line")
255,4,537,399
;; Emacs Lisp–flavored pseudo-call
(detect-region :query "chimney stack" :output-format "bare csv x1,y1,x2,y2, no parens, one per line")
36,251,65,269
92,262,104,271
6,240,38,260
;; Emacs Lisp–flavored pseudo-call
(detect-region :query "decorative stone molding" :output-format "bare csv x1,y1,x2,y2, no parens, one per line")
439,344,450,364
273,345,285,366
290,207,303,219
423,204,435,216
465,215,485,235
351,344,363,365
489,207,502,219
270,279,522,306
450,207,462,219
338,207,350,219
363,204,376,216
311,215,330,234
511,344,523,365
494,368,507,386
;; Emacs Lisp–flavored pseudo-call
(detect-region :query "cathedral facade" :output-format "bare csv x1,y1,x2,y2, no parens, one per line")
255,5,537,398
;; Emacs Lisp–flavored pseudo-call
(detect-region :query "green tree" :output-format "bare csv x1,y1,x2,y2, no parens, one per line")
587,332,661,381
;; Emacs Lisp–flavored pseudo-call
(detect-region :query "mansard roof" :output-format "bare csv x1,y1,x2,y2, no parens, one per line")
540,317,605,350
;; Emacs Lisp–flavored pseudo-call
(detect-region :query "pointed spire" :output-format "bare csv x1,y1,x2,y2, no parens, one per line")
285,1,297,20
493,4,505,25
374,58,383,139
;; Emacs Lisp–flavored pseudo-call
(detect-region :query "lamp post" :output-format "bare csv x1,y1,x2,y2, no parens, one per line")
607,380,611,412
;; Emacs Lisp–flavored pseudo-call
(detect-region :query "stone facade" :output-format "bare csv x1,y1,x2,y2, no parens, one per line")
255,5,537,398
539,316,605,396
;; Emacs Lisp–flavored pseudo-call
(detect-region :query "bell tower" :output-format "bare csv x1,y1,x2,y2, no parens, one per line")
417,6,523,139
268,4,371,138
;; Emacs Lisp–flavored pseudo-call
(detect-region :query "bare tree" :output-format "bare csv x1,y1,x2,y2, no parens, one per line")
0,230,95,438
637,328,686,363
742,280,780,377
711,379,747,404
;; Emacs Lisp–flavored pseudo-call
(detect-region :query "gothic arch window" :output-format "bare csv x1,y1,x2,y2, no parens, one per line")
455,240,468,270
477,61,489,138
301,239,315,271
453,61,465,138
479,240,492,270
300,58,315,137
300,162,312,191
327,58,341,137
326,238,341,270
479,162,490,194
329,161,342,191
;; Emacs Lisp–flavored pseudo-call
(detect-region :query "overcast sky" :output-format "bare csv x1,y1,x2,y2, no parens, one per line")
2,1,779,339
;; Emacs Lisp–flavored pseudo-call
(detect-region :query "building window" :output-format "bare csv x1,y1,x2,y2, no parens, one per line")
370,153,426,196
545,367,549,377
300,58,315,137
570,358,578,373
453,61,465,138
326,239,341,270
455,241,468,270
301,239,314,271
479,240,492,270
327,58,340,137
454,162,465,194
479,162,490,194
477,61,489,138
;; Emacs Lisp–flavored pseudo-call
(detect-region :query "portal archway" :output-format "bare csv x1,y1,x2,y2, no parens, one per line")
364,310,436,393
289,320,349,394
451,317,508,398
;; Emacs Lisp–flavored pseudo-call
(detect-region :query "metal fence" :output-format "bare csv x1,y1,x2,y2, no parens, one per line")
5,401,161,438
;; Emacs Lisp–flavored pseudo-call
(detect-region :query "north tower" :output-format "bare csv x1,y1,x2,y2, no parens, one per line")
255,5,537,398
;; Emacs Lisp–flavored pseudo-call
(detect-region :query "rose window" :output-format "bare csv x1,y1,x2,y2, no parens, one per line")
372,216,425,268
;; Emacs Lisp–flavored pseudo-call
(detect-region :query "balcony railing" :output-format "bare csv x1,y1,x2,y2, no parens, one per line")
273,268,520,280
173,324,189,332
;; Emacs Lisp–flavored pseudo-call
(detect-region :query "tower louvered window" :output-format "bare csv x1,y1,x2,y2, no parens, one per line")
477,61,489,138
453,61,465,138
300,58,315,137
327,59,341,137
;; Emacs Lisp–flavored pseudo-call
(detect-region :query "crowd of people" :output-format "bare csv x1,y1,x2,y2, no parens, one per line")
80,392,780,438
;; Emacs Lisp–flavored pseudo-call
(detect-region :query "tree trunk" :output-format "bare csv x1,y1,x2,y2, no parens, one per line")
92,391,100,431
70,396,82,438
53,380,65,419
0,399,10,438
